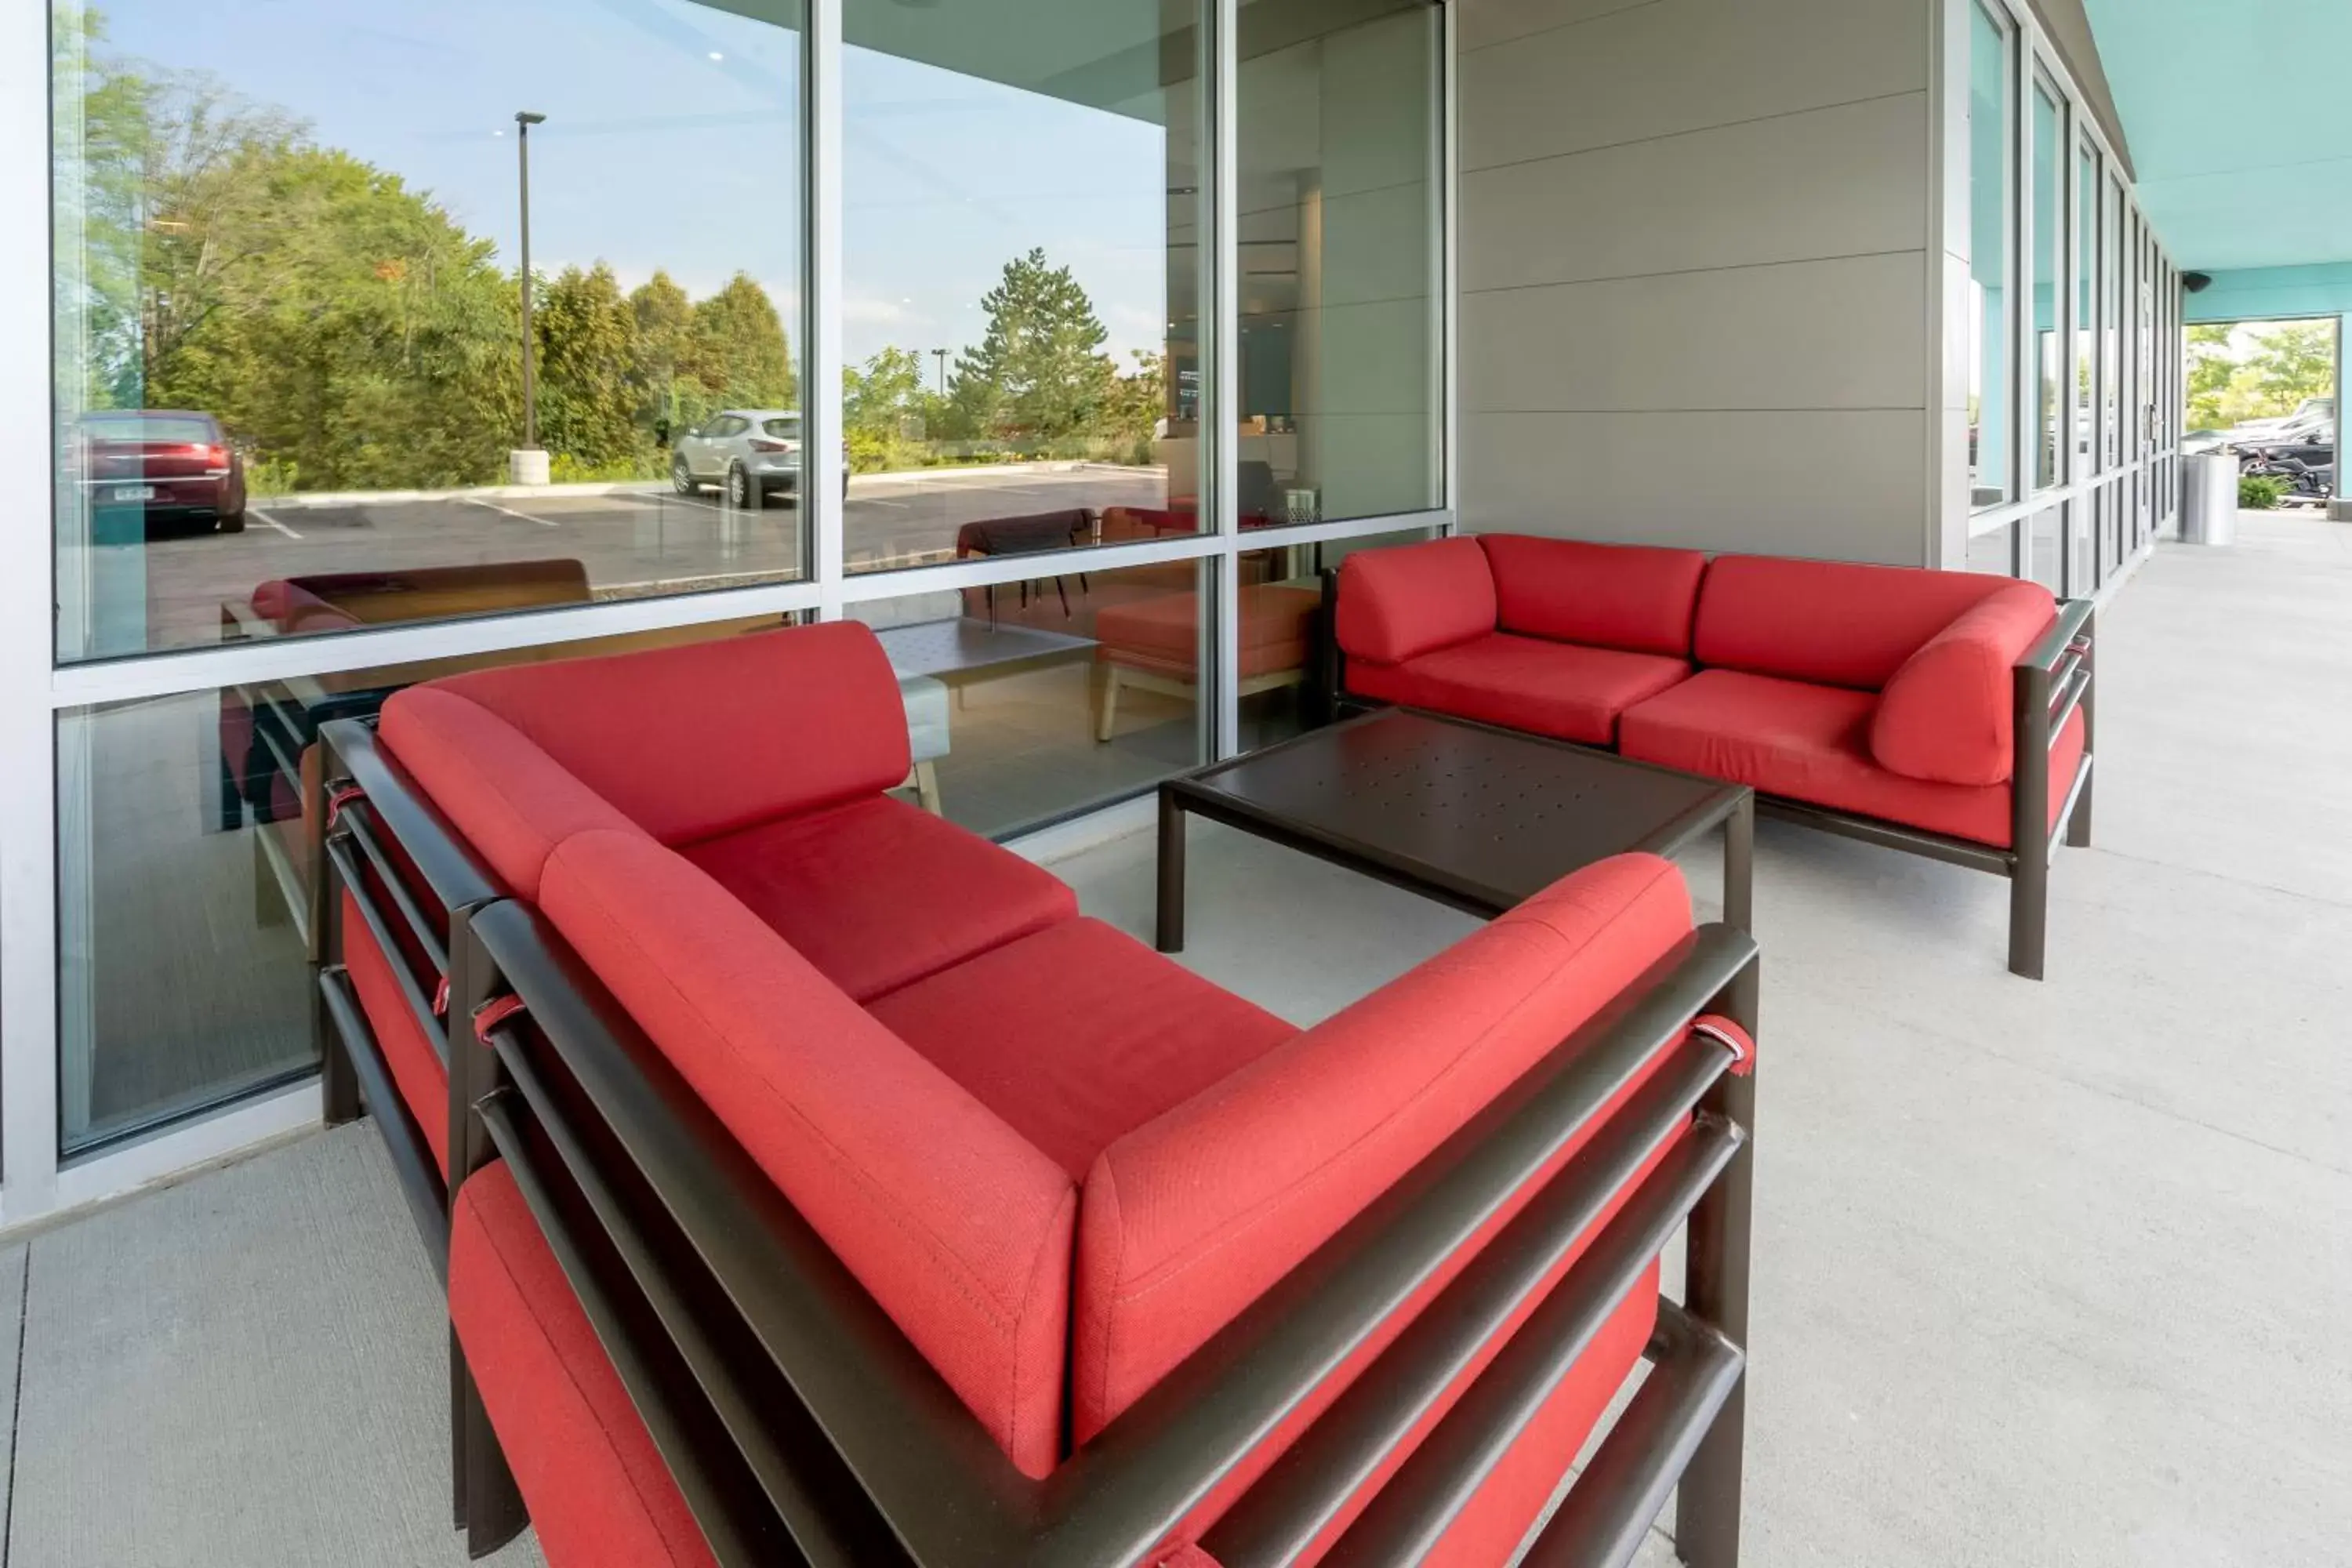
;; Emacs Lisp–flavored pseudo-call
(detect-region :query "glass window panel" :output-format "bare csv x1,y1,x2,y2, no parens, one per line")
2075,140,2097,479
2030,82,2062,491
839,0,1203,573
1235,0,1442,526
56,609,797,1154
2103,177,2123,469
1966,522,2015,575
1966,2,2013,509
51,0,808,663
2027,507,2061,590
847,559,1207,839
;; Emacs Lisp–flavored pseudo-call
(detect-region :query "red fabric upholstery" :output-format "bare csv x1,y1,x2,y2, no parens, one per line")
426,622,912,846
683,794,1077,1004
1620,669,2087,846
1348,634,1690,747
1694,555,2027,690
339,894,449,1175
1073,853,1694,1443
1421,1265,1659,1568
1335,538,1496,666
379,685,644,900
1095,586,1321,681
868,917,1299,1179
450,1163,715,1568
1871,583,2057,786
537,828,1078,1478
1476,535,1707,658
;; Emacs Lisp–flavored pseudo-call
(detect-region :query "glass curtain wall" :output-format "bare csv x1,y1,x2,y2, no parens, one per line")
2029,77,2062,492
1966,1,2013,510
38,0,1450,1166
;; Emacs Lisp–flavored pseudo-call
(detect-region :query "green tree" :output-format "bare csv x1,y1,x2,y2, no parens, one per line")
2186,319,2336,432
949,248,1116,442
684,271,797,409
534,262,640,468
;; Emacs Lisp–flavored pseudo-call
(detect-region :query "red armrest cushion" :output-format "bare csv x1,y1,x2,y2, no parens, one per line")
538,827,1078,1479
1476,534,1708,657
1336,537,1497,666
1072,852,1693,1443
1870,584,2060,786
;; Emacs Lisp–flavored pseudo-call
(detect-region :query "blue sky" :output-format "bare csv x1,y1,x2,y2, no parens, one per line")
93,0,1174,375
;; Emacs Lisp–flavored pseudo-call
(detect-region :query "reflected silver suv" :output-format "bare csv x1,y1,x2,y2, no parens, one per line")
670,408,845,507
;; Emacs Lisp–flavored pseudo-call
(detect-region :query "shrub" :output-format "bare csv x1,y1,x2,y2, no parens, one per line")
2238,474,2290,510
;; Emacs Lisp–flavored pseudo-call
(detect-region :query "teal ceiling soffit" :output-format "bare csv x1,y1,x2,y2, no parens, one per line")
2082,0,2352,271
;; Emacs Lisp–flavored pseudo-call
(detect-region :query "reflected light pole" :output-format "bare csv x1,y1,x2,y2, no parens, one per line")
516,111,547,463
931,347,948,395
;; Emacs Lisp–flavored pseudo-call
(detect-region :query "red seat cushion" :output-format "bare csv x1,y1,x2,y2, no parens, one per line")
1871,583,2058,786
423,622,913,846
868,917,1300,1179
1620,668,2085,847
339,895,449,1175
1348,633,1690,746
539,829,1077,1479
450,1162,716,1568
1694,555,2025,690
1336,538,1496,665
1095,586,1321,681
1073,852,1693,1445
682,794,1078,1004
1477,534,1707,657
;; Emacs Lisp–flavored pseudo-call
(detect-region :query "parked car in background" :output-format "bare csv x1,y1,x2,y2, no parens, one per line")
78,410,246,535
669,408,847,508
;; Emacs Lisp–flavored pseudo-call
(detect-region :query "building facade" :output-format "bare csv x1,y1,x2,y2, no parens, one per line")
0,0,2181,1231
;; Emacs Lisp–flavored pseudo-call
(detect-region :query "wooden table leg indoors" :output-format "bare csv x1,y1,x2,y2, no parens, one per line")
1156,787,1188,953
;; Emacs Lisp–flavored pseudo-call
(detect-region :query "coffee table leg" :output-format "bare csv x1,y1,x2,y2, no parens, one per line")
1722,793,1755,934
1157,789,1188,953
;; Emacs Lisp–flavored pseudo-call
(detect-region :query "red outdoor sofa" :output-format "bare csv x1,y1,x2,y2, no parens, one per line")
1327,535,2096,979
312,622,1762,1568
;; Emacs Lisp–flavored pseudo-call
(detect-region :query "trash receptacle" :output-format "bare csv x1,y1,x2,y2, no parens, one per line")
2181,452,2238,545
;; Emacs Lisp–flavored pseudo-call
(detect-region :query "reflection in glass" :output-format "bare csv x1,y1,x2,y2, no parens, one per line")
1236,0,1442,525
849,561,1208,839
1238,527,1433,751
2103,178,2123,470
840,0,1202,572
2030,83,2061,492
1966,2,2012,509
2076,141,2098,479
51,0,807,662
58,609,797,1153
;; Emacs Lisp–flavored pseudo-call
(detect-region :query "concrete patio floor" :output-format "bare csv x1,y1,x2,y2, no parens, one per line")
2,515,2347,1566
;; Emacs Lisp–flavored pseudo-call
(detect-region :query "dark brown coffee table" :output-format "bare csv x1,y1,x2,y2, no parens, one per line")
1157,707,1753,952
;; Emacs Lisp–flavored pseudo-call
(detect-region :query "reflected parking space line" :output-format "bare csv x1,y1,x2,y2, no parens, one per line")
466,496,560,528
247,507,302,540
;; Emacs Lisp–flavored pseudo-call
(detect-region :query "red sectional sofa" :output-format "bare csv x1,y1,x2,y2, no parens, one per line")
1331,535,2095,978
314,621,1762,1568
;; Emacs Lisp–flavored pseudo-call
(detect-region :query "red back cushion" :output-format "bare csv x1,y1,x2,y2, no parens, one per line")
378,685,645,900
1870,583,2057,786
538,829,1077,1478
426,622,912,845
1335,538,1497,666
1476,535,1708,657
1071,852,1694,1444
1693,556,2018,690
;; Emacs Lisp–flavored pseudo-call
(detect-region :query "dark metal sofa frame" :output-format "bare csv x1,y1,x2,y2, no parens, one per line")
312,714,1762,1568
1319,574,2096,981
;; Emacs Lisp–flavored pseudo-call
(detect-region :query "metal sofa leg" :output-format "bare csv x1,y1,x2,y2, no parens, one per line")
461,1344,529,1558
2064,765,2094,849
2008,851,2047,981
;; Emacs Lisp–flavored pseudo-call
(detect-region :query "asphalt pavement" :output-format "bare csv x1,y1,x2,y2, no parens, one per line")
111,466,1177,654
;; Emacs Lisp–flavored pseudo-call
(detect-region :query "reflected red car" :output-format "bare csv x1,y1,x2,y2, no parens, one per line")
79,409,247,535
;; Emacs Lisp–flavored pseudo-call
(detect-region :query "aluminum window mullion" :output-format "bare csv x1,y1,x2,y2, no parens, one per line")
1,0,61,1218
1207,0,1240,760
808,0,844,621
